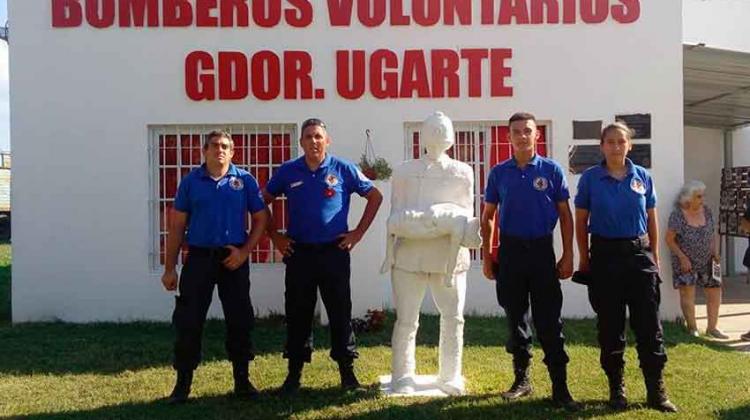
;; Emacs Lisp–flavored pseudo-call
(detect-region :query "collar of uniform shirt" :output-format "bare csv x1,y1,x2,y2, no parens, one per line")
198,163,240,179
597,158,636,180
510,153,540,168
294,154,333,172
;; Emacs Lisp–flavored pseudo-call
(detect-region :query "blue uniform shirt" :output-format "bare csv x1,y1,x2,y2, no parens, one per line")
174,164,266,247
574,159,657,238
266,154,373,244
485,155,570,239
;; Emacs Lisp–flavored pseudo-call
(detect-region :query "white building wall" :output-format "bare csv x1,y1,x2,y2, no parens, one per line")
10,1,684,322
684,126,723,220
683,0,750,53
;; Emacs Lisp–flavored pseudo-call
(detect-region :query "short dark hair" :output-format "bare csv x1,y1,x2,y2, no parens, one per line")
203,130,233,150
300,118,327,133
509,112,537,125
600,121,634,144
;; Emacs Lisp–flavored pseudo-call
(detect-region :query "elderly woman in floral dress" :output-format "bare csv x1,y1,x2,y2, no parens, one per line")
665,180,726,339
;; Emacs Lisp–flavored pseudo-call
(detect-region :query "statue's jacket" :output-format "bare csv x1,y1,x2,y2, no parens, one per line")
390,156,475,275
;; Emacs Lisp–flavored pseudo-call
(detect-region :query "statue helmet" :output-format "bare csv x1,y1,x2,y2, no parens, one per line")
421,111,455,153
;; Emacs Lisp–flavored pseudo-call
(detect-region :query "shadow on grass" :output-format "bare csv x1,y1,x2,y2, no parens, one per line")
13,386,382,420
0,312,735,377
10,390,677,420
718,404,750,420
350,395,648,420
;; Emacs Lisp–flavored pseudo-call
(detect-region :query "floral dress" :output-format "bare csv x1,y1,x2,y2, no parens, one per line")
669,205,719,289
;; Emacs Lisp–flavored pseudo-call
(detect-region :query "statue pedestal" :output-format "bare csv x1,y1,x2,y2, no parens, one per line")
378,375,449,397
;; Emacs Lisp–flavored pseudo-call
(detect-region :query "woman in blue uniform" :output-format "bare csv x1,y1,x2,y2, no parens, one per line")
574,122,677,413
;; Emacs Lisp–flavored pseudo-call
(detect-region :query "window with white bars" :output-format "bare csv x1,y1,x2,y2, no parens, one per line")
405,121,549,262
149,124,297,270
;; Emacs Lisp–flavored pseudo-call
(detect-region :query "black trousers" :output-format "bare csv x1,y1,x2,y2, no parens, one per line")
172,246,254,371
588,236,667,375
283,242,358,363
495,235,569,368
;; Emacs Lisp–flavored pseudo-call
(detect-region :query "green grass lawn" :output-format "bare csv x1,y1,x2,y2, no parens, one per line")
1,242,749,419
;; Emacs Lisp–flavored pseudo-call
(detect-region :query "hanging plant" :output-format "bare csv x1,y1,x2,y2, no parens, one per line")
358,129,393,181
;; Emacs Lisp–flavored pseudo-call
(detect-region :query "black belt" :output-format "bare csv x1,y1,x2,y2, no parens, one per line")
591,235,650,252
188,244,243,259
500,234,553,248
293,240,341,251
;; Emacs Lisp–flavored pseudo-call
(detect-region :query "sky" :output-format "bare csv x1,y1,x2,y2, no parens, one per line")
0,0,8,152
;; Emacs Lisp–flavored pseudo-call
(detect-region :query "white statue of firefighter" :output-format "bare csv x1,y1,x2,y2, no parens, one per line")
381,111,481,396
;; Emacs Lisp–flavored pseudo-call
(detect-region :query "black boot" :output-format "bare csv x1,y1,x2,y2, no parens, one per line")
644,371,678,413
606,369,627,410
501,360,533,400
167,370,193,404
278,359,303,396
548,365,581,411
338,360,363,391
232,360,259,399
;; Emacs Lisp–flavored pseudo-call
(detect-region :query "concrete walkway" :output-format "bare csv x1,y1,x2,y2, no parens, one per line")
695,275,750,352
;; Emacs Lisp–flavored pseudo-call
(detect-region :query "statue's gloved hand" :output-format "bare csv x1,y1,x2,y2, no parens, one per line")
428,203,471,220
460,217,482,248
389,210,440,238
403,209,425,220
443,273,456,288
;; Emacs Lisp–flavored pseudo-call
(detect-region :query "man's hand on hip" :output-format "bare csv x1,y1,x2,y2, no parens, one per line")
338,229,364,251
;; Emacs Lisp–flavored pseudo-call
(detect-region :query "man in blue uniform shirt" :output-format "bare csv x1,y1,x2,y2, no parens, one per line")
161,130,269,403
480,112,578,411
263,118,383,394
